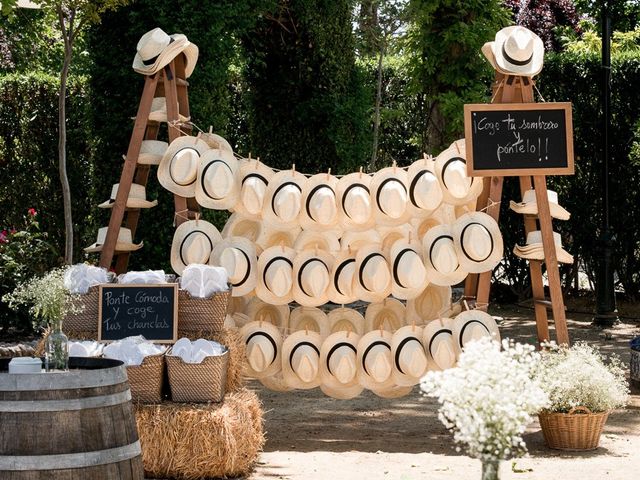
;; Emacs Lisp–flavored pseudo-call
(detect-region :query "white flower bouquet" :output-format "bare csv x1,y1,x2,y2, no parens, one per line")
421,337,548,463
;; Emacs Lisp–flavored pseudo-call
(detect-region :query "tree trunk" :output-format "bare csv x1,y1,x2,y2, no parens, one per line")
370,43,384,171
59,41,74,264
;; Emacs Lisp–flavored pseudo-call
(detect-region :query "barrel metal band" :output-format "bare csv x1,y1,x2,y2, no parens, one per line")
0,389,131,412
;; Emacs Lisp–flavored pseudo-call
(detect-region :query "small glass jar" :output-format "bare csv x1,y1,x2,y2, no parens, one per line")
45,320,69,372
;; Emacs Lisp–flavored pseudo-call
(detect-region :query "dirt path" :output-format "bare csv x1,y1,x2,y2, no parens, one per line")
248,306,640,480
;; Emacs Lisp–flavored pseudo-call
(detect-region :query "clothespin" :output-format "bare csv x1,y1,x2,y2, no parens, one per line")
194,211,200,225
196,131,202,140
327,168,331,180
463,299,470,312
292,164,296,174
280,240,285,253
208,126,213,134
392,160,397,174
122,154,127,161
346,325,351,338
359,166,363,179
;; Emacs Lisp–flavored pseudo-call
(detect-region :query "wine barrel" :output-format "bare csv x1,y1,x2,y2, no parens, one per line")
0,357,143,479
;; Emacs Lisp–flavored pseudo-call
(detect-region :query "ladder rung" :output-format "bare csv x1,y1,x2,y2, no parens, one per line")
534,299,553,308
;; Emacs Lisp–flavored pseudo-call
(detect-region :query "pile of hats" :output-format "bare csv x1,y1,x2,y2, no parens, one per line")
239,307,500,399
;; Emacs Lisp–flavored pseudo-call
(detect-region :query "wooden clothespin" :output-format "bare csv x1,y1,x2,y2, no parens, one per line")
208,126,213,134
463,299,470,312
359,166,363,179
292,163,296,174
122,154,127,161
327,168,331,180
392,160,397,174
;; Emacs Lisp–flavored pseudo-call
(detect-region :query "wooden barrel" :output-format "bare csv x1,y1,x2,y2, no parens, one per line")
0,357,143,479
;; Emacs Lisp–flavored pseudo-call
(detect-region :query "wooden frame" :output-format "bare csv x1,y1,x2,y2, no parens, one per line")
464,102,574,177
97,284,178,343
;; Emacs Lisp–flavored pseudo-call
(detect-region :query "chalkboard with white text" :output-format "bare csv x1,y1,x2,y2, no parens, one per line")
463,102,574,177
98,284,178,343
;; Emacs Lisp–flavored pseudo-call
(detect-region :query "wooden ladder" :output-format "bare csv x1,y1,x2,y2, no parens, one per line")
98,54,196,274
464,73,570,346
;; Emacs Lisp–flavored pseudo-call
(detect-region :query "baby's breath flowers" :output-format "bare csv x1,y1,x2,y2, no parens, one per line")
421,337,548,462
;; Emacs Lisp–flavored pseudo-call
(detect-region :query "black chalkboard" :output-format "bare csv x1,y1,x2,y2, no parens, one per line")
98,284,178,343
464,102,574,176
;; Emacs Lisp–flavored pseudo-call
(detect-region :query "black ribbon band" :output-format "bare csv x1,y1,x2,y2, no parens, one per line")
501,44,532,67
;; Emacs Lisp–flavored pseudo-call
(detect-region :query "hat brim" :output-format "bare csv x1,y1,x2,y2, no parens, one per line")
370,384,413,399
84,240,143,254
406,284,452,325
210,236,257,297
451,310,500,354
170,220,222,275
255,245,296,305
288,306,330,338
98,198,158,209
319,382,364,400
326,307,365,336
293,230,341,253
132,35,189,75
509,200,571,221
492,26,544,77
240,321,283,379
260,371,294,392
157,136,209,198
281,330,323,389
222,212,263,243
340,229,382,253
245,297,290,331
452,212,504,274
365,298,405,333
513,245,574,264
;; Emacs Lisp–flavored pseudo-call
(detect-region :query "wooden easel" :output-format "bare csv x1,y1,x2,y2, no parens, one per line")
464,73,570,346
99,54,196,273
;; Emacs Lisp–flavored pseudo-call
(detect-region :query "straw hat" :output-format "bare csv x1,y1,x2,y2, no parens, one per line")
84,227,143,253
235,159,275,219
340,229,381,253
353,244,392,303
138,140,168,165
132,28,199,78
245,297,290,331
422,318,457,371
365,298,405,333
288,306,330,338
262,169,306,229
452,212,503,274
210,237,257,297
200,132,233,153
391,325,428,387
282,330,323,389
509,189,570,221
148,97,189,124
221,213,262,243
196,148,239,210
484,26,544,77
98,183,158,209
299,173,340,231
319,330,363,399
411,216,442,240
257,224,302,250
260,372,294,392
157,135,209,198
378,223,415,257
370,385,413,399
327,307,365,336
327,250,358,305
292,248,334,307
227,294,250,316
422,224,468,286
407,156,443,217
389,236,428,300
240,321,282,379
255,245,296,305
451,310,501,354
293,230,341,253
406,284,452,325
357,330,395,391
336,171,375,231
170,219,222,275
434,143,483,206
514,231,574,264
370,166,410,226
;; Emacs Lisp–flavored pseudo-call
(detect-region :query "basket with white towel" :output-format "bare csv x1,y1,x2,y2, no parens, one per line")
178,265,231,336
63,264,111,332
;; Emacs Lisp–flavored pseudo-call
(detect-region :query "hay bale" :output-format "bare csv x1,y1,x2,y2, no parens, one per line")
135,388,264,480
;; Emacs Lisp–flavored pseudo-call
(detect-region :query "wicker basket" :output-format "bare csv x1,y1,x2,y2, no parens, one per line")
126,353,165,404
166,348,229,403
64,286,100,332
178,289,230,336
538,406,609,451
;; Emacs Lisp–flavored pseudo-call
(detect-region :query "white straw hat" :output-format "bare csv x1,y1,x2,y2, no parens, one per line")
422,224,468,286
170,219,222,275
336,171,375,231
378,223,415,258
200,132,233,153
300,173,340,231
489,26,544,77
260,371,294,392
255,245,296,305
282,330,323,389
319,330,364,399
370,384,413,399
288,306,330,339
327,250,358,305
509,189,570,221
196,148,239,210
132,28,199,78
391,325,428,387
353,244,392,303
138,140,168,165
292,248,334,307
257,224,302,250
148,97,189,124
245,297,290,332
262,169,306,229
210,237,257,297
293,230,341,253
365,298,405,333
357,330,395,391
240,321,282,379
98,183,158,209
84,227,143,253
389,236,428,300
370,166,410,226
221,212,263,243
422,318,457,371
434,142,483,206
514,230,574,264
451,309,501,354
406,284,452,325
452,212,503,274
157,135,209,198
340,229,381,253
235,158,275,219
407,156,443,217
327,307,365,336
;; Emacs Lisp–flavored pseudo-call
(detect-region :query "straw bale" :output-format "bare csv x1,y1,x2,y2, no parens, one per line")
135,388,264,480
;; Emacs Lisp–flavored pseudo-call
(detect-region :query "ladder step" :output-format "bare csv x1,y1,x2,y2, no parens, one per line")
534,299,553,308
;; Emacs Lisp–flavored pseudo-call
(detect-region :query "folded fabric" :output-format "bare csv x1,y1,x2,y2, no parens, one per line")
118,270,167,284
169,337,227,364
64,264,110,294
180,264,229,298
103,336,166,366
68,340,104,358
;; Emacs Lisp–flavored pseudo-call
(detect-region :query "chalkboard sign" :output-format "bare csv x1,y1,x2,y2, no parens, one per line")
463,102,574,177
98,284,178,343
